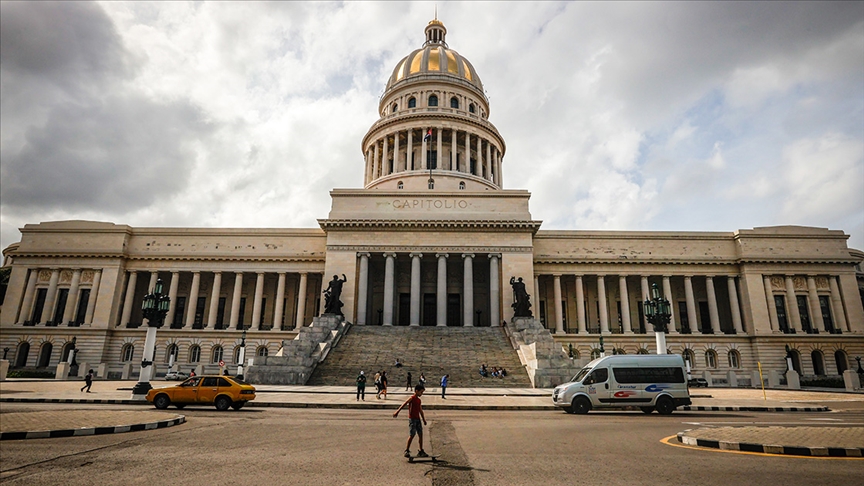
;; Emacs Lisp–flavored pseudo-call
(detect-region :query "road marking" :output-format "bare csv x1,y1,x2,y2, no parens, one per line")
685,421,864,425
659,435,864,460
806,418,842,421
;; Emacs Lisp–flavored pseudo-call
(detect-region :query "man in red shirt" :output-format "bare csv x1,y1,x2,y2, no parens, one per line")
393,384,428,457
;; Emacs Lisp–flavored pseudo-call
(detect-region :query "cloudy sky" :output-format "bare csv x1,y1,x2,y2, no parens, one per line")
2,1,863,252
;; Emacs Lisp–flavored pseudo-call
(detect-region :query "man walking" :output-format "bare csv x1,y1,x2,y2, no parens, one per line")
405,371,413,391
440,374,449,399
356,371,366,401
80,369,94,393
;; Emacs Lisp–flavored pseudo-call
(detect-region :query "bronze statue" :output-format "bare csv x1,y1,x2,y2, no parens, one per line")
510,276,533,318
323,274,347,315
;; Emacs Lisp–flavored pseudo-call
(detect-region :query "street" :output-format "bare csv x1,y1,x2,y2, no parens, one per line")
1,404,861,485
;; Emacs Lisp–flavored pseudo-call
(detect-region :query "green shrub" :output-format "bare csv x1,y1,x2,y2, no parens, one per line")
6,370,56,379
801,377,844,388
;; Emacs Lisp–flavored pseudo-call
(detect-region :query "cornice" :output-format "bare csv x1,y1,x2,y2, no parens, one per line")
328,245,533,253
318,219,542,233
533,256,858,265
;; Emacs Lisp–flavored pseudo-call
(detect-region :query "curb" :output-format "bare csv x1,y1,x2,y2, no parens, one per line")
676,430,864,458
0,415,185,441
682,405,830,412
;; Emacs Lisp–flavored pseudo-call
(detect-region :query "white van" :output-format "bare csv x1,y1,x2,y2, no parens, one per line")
553,355,691,414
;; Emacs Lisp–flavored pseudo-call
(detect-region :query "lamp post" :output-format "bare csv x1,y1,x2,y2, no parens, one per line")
236,326,248,380
643,283,672,355
131,279,170,399
599,336,605,358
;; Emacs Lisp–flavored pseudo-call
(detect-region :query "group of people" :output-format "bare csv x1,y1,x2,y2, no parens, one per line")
479,364,508,378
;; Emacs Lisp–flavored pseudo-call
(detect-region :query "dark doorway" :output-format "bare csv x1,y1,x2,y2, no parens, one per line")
51,289,69,326
698,302,711,334
36,343,53,367
15,342,30,367
398,293,410,326
31,288,47,324
74,289,90,326
422,293,436,326
797,296,812,333
447,294,460,326
193,296,207,329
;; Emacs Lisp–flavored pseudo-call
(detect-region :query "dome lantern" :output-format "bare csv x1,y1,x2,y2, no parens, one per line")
424,19,447,47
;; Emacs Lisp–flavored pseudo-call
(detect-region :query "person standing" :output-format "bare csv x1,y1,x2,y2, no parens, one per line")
393,384,428,458
356,371,367,401
380,370,389,400
374,371,382,399
405,371,413,391
440,374,449,399
80,369,94,393
419,373,426,388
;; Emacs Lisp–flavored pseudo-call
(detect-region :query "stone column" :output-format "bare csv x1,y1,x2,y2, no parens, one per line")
410,253,422,326
394,132,400,172
641,276,652,332
207,272,222,329
295,272,308,329
763,275,780,332
421,128,428,169
727,276,743,334
382,136,389,175
806,276,825,332
597,275,609,334
17,269,38,324
165,271,180,328
784,276,802,333
42,269,60,324
575,275,586,334
486,142,492,181
356,254,370,325
684,276,699,334
383,253,396,326
182,272,199,328
706,276,721,334
364,149,372,184
372,142,379,179
463,253,474,326
489,254,500,327
436,254,448,326
62,269,82,325
120,271,137,327
451,130,457,170
476,135,482,177
498,151,504,187
229,272,244,329
273,272,286,329
553,274,564,334
465,133,471,173
407,129,413,170
84,270,101,325
251,272,265,330
828,276,848,332
662,276,677,334
436,127,443,169
619,275,632,334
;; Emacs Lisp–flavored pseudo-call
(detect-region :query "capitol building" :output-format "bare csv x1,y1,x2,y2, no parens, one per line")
2,20,863,386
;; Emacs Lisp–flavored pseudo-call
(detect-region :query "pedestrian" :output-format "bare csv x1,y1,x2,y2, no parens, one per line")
223,369,230,376
374,371,382,399
393,384,428,458
380,370,388,400
405,371,413,391
419,373,426,388
440,374,449,399
80,369,94,393
190,369,196,377
356,370,367,401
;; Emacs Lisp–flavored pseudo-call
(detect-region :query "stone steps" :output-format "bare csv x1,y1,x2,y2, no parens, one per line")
307,326,532,387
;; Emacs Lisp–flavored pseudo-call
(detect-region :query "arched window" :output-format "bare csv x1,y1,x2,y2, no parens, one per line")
61,342,75,362
811,350,825,376
613,348,626,355
728,349,740,368
834,350,848,374
704,350,717,369
458,181,465,190
590,348,602,360
469,103,475,113
450,97,459,109
392,103,398,113
233,346,242,364
790,349,802,375
210,346,223,364
408,97,416,108
682,349,695,368
121,344,135,363
37,342,53,368
428,95,438,107
15,342,30,367
637,348,649,355
165,344,179,363
256,346,269,357
189,345,201,363
397,181,404,189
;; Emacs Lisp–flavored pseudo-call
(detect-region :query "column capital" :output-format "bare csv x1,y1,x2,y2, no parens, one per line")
705,274,715,279
662,275,672,278
410,252,423,258
553,274,562,278
435,253,449,259
487,253,500,259
462,253,475,259
383,252,397,258
684,275,693,281
357,252,371,258
212,271,222,275
574,274,583,279
192,270,201,275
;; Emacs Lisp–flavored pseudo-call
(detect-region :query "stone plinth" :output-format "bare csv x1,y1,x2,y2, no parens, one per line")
505,317,580,388
0,360,8,381
842,370,860,391
786,370,800,389
55,362,70,379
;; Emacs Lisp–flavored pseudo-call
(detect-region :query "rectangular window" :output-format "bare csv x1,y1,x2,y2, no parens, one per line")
612,367,685,384
281,298,287,328
677,302,689,332
774,295,790,333
423,293,436,326
429,150,437,169
796,295,812,333
74,289,90,326
258,297,267,329
637,301,646,334
819,296,834,333
31,288,47,325
698,302,711,334
193,296,206,329
561,300,568,332
539,301,546,328
51,289,69,326
172,297,186,329
216,297,226,329
447,294,460,326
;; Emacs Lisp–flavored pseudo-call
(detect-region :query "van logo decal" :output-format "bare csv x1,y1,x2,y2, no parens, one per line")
613,391,636,398
645,384,668,393
587,386,596,395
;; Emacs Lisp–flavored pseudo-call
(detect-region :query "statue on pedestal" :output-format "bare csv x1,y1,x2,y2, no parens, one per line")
323,274,347,316
510,276,533,318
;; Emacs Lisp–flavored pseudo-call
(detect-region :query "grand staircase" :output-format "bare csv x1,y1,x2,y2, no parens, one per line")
307,326,532,388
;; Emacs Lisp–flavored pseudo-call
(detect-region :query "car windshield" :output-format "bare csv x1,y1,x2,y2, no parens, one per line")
571,367,591,383
180,377,202,387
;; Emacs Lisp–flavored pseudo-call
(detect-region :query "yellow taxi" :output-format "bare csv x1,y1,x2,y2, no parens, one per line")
146,375,256,411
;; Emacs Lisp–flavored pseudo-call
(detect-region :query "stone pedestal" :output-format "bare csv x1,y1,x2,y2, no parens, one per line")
786,370,800,389
751,370,762,388
702,370,713,387
55,362,69,380
727,370,737,388
78,362,89,378
768,370,780,388
122,363,133,380
0,360,8,381
96,363,107,379
504,317,580,388
843,370,860,391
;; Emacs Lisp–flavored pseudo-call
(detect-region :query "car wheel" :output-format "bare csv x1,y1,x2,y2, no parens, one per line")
153,394,171,410
640,406,654,414
571,396,591,415
174,404,186,409
655,396,675,415
231,401,246,411
215,395,232,411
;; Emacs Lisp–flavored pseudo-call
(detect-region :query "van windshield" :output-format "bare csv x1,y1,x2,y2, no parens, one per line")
571,368,591,383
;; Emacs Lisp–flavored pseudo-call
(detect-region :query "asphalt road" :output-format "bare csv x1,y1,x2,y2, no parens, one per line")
1,404,861,486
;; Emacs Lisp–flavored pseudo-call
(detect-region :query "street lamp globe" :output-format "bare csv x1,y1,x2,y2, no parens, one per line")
644,283,672,355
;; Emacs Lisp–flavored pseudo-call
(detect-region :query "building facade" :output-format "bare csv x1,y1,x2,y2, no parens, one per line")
2,20,863,383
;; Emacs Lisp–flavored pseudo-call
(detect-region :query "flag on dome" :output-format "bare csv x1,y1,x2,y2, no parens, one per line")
424,128,432,141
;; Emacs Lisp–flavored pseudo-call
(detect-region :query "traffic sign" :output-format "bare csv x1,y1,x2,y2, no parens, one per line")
219,360,225,367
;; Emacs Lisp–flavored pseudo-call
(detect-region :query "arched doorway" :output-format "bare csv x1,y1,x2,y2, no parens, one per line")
834,350,848,374
36,343,53,368
14,342,30,367
790,350,802,375
61,342,75,363
811,350,825,376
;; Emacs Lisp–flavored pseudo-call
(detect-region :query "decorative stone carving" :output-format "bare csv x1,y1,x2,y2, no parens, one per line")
770,276,785,290
39,270,52,282
81,271,94,284
815,277,829,290
793,276,806,290
60,270,73,283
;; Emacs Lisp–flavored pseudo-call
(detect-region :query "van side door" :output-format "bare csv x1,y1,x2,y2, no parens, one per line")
582,367,610,406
